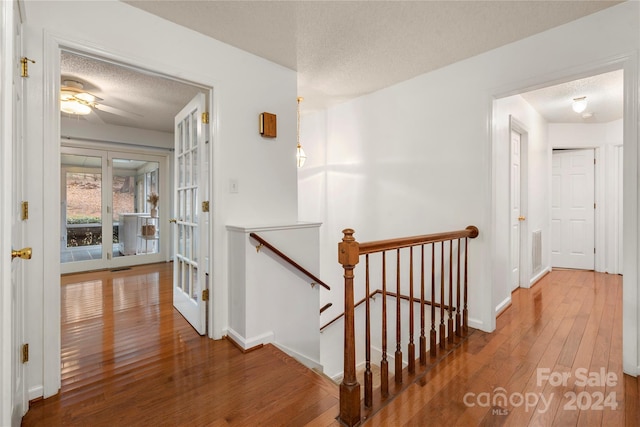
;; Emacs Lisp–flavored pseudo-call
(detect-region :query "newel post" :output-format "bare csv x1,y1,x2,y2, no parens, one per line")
338,229,361,426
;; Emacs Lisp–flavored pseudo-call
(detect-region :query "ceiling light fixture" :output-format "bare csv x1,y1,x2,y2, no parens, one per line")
572,96,588,113
296,97,307,168
60,80,94,115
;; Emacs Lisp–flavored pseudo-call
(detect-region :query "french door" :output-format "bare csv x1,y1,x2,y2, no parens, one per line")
60,147,168,274
172,93,208,335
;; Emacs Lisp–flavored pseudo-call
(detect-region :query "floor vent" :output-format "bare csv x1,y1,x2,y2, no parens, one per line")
532,230,542,274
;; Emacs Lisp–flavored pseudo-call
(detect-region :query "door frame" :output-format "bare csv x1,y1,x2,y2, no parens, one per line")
40,34,218,397
491,53,638,375
59,145,170,274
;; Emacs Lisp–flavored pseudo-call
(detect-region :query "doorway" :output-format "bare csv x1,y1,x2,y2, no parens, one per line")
43,45,214,398
60,147,168,274
509,118,529,291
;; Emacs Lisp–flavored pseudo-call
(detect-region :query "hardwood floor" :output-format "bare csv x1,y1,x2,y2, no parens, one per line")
360,270,639,427
22,263,339,426
22,265,639,426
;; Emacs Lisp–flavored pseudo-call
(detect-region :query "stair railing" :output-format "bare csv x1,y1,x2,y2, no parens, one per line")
337,225,479,426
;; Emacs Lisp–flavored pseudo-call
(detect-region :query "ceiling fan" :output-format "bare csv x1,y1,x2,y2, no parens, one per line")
60,80,139,121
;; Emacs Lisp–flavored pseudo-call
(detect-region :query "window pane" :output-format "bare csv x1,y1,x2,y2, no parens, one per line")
61,154,103,263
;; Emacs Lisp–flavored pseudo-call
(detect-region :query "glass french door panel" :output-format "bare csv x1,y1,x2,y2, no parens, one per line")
60,153,104,264
112,158,160,257
175,110,200,304
173,92,206,335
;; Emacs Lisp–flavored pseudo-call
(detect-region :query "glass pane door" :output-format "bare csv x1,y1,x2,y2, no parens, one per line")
111,158,160,258
60,147,167,274
60,152,106,265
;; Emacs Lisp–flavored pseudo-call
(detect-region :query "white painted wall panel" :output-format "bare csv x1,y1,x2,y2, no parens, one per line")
300,2,639,374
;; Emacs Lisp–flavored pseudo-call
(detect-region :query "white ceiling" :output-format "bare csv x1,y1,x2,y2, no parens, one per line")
61,50,202,133
61,1,624,132
521,70,623,123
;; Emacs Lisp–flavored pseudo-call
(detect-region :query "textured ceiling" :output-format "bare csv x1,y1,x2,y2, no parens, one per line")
123,0,622,111
61,1,624,133
61,50,202,133
521,70,624,124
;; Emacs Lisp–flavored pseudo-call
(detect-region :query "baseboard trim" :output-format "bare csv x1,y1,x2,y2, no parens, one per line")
495,296,512,317
225,328,273,352
28,385,44,402
530,267,551,287
273,342,323,372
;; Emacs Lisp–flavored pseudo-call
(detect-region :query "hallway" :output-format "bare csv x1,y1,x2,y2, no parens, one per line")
21,265,639,426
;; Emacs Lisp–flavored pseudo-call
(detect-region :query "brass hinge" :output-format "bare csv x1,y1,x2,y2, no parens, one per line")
594,203,596,209
21,343,29,363
202,289,209,301
202,112,209,124
202,201,210,212
21,57,35,78
21,201,28,220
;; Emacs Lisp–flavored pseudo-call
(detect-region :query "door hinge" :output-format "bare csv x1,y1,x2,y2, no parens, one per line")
20,57,35,78
202,112,209,124
21,201,28,220
594,203,596,209
21,343,29,363
202,289,209,301
107,252,112,260
594,248,596,254
202,201,210,212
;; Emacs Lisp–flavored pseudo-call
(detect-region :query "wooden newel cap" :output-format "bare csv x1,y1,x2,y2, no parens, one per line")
339,229,360,266
466,225,479,238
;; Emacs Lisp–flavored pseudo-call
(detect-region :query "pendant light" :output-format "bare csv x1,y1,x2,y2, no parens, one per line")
296,97,307,168
572,96,588,113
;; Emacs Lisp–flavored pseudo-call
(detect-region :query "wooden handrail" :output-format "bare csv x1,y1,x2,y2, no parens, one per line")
320,303,333,314
249,232,330,291
319,289,453,332
358,225,478,254
321,293,374,332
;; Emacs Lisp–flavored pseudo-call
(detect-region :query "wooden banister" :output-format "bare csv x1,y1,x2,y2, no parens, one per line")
319,289,454,332
249,232,330,291
357,225,478,254
319,303,333,314
337,225,479,426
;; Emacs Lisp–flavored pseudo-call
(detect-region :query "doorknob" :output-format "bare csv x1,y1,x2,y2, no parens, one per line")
518,216,526,221
11,247,32,260
169,218,177,223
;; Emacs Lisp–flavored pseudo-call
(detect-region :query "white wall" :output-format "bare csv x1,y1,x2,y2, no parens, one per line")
61,117,174,149
227,223,322,370
300,2,639,374
549,120,624,274
23,0,298,399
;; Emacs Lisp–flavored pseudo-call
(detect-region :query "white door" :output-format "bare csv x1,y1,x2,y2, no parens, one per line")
510,130,523,290
172,93,208,334
1,1,28,424
551,149,595,270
